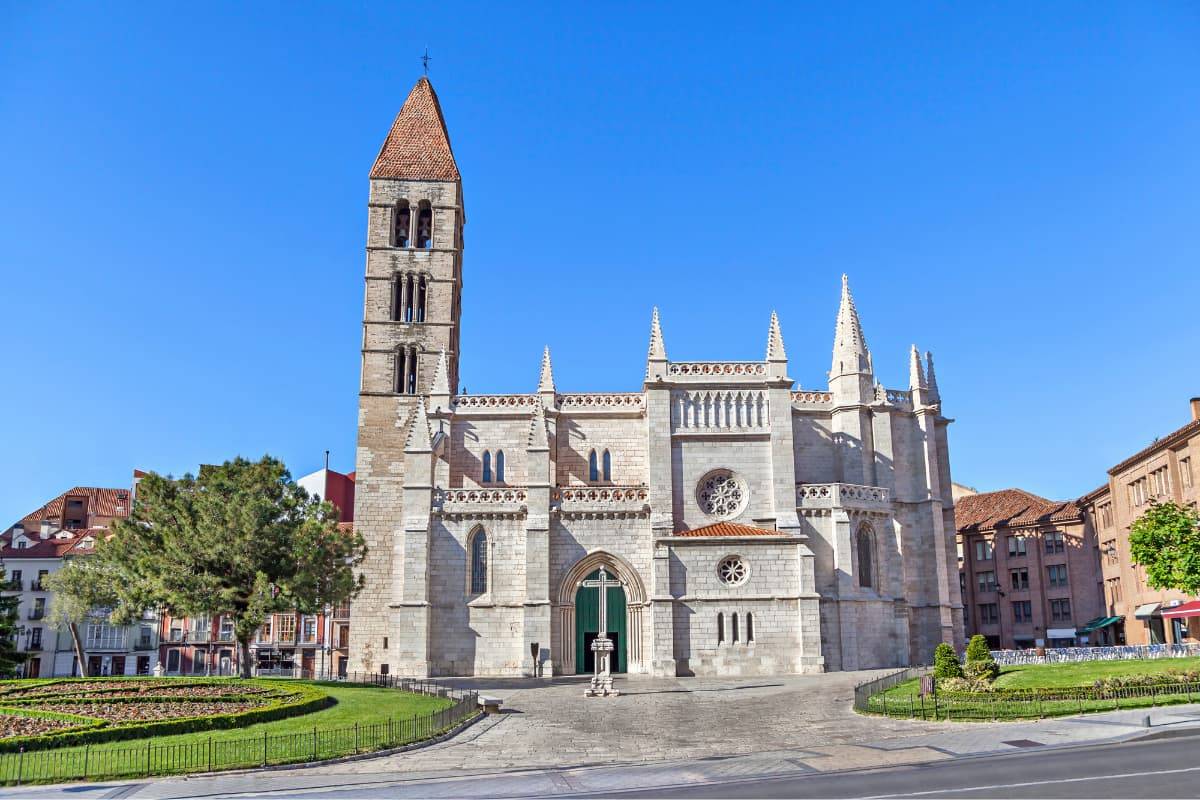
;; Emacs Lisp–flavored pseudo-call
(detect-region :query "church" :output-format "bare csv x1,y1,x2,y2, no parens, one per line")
349,76,964,678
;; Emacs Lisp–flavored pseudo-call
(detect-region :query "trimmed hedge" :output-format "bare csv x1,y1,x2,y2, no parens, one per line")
0,680,332,752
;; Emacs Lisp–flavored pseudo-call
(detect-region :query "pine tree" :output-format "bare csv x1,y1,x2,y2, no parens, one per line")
0,571,25,677
101,456,368,678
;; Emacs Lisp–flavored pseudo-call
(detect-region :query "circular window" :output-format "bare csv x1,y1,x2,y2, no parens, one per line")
697,469,748,520
717,555,748,587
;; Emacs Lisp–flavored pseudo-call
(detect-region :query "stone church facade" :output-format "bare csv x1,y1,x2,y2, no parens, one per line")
350,77,964,678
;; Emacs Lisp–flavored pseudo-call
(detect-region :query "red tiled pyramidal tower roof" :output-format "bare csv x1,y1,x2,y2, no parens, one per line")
370,77,461,181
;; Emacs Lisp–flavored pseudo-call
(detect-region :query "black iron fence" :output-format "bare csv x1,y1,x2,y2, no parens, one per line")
852,667,929,712
857,671,1200,721
0,672,480,785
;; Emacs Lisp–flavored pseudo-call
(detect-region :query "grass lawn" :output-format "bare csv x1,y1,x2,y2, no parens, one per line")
1,680,456,784
865,657,1200,722
993,657,1200,689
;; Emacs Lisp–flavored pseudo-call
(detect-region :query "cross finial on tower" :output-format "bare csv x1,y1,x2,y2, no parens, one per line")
421,47,431,76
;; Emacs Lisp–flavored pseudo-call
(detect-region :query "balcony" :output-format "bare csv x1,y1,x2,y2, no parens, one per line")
134,636,155,651
27,610,45,621
31,582,46,592
2,580,21,592
85,633,128,651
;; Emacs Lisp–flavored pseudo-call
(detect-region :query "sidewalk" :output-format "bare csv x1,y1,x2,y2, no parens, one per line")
5,702,1199,799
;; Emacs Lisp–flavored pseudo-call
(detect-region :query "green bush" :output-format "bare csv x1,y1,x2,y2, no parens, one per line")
933,642,962,679
964,635,991,663
963,635,999,682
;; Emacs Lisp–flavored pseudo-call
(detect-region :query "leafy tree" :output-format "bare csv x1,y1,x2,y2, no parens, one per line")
101,456,367,677
1129,502,1200,595
42,557,125,676
933,642,962,679
0,571,24,677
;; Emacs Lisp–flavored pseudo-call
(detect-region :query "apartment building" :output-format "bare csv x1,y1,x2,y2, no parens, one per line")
957,488,1105,649
0,486,158,676
1080,398,1200,645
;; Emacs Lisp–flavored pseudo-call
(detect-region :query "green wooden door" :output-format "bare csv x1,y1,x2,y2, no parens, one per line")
574,568,627,673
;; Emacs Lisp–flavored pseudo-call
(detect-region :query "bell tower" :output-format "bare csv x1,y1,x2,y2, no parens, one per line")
351,76,464,676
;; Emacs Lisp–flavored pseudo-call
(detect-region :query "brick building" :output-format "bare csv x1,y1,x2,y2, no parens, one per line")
1079,398,1200,645
957,489,1105,649
349,75,963,678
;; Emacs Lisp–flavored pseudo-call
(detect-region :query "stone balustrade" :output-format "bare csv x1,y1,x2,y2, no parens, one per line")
452,394,539,412
791,391,833,408
554,485,650,518
884,389,913,409
797,482,891,511
435,487,529,517
666,362,768,378
558,393,645,413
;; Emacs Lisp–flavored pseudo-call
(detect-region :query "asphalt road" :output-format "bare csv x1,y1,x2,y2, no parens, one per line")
600,733,1200,799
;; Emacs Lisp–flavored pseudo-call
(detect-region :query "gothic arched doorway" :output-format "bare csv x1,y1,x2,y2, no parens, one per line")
554,551,648,675
574,569,627,674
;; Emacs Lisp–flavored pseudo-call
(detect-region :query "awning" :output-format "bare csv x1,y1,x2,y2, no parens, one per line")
1078,615,1123,633
1163,600,1200,619
1134,602,1162,619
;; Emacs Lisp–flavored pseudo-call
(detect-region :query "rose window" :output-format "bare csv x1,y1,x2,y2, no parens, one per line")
697,470,748,520
717,556,748,586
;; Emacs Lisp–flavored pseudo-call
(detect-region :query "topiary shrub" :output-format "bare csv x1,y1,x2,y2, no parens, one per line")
963,635,999,681
933,642,962,679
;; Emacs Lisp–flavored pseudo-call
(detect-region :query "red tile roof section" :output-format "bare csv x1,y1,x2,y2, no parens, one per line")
955,488,1082,534
369,77,461,181
675,521,780,537
14,486,132,529
0,529,90,559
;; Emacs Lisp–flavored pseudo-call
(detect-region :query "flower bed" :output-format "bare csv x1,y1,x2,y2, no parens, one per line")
0,679,332,751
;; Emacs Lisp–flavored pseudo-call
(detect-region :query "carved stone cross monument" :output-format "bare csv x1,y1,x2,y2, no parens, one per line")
582,566,621,697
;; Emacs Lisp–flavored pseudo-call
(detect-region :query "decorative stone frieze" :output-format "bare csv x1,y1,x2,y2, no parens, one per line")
667,362,767,379
791,391,833,408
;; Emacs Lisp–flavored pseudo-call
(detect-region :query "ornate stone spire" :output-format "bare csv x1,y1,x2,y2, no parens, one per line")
766,311,788,362
526,403,549,451
404,397,433,452
431,349,450,395
537,346,556,394
645,307,668,382
831,274,872,379
925,351,940,399
909,345,928,391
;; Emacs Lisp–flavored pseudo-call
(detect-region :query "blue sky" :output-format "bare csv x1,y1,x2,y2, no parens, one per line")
2,3,1198,522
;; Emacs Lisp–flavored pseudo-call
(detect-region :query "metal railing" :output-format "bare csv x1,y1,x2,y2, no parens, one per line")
858,673,1200,721
0,672,480,786
990,643,1200,666
852,667,929,712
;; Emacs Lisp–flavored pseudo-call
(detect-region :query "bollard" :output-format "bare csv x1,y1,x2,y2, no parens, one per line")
1142,714,1152,728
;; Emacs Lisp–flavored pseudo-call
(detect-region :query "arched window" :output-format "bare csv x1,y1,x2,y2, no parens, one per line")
495,450,505,483
393,201,411,248
404,274,415,322
469,528,488,594
588,450,599,482
416,201,433,249
416,275,427,323
746,612,754,643
602,450,612,482
717,612,725,645
857,524,874,588
391,274,402,321
395,348,417,395
732,612,740,643
482,451,493,483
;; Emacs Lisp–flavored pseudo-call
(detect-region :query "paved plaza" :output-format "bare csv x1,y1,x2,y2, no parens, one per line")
7,673,1200,798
